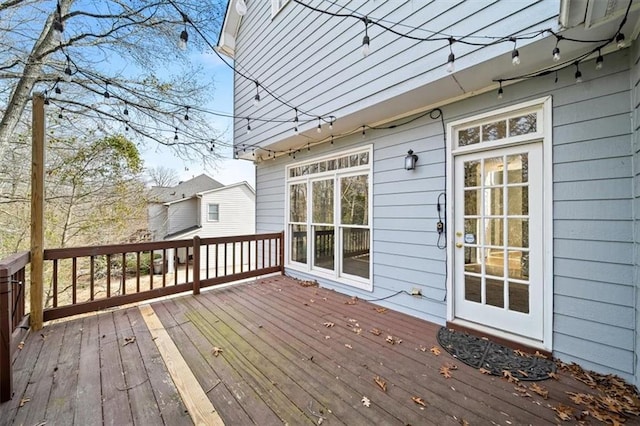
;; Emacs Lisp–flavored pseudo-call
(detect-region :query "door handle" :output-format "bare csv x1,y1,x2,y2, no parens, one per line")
455,242,463,248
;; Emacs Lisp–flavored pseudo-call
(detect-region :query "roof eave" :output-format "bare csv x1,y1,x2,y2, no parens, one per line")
218,0,241,59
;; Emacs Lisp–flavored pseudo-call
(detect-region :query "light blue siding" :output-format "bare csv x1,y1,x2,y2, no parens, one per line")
631,37,640,387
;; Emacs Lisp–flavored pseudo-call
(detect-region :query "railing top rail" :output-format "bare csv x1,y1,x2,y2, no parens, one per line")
199,232,283,245
44,239,194,259
0,251,30,278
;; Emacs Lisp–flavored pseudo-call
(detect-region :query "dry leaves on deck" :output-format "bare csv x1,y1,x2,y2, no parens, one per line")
440,363,458,379
502,370,520,383
345,296,358,305
374,376,387,392
369,328,382,336
17,341,24,350
412,396,427,407
361,396,371,407
323,322,334,328
122,336,136,346
553,403,574,421
374,307,388,314
529,383,548,399
430,346,441,356
385,335,402,345
212,346,223,357
19,398,30,407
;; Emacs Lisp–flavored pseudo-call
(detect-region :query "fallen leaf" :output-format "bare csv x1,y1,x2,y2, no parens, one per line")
122,336,136,346
517,370,529,378
323,322,335,328
439,366,453,379
385,335,402,345
19,397,30,407
430,346,441,356
514,385,532,397
375,307,388,313
370,328,381,336
459,419,470,426
412,396,427,407
374,376,387,392
553,403,574,421
533,351,548,359
345,297,358,305
309,299,315,303
502,370,520,383
529,383,548,399
352,328,362,335
325,335,331,340
212,346,223,357
17,341,24,350
479,368,492,375
445,363,458,370
347,318,357,323
419,345,427,352
514,349,528,357
361,396,371,407
548,371,560,380
344,343,352,349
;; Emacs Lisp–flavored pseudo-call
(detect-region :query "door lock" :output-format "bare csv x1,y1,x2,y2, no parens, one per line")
455,242,463,248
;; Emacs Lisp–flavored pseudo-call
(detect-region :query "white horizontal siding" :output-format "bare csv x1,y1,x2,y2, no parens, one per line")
199,185,255,237
630,37,640,386
166,198,198,236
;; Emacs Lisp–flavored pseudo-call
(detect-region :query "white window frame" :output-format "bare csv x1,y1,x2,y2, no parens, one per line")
285,146,373,291
271,0,290,18
445,96,553,351
207,203,220,222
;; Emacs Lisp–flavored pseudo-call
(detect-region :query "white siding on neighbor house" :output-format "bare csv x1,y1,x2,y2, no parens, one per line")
632,39,640,387
255,48,636,381
234,0,559,149
198,184,256,237
147,203,167,240
166,198,199,237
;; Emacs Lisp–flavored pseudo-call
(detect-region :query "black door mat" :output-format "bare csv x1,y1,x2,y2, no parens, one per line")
437,327,556,381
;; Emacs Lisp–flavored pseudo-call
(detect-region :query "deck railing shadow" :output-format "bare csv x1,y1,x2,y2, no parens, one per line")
0,232,284,402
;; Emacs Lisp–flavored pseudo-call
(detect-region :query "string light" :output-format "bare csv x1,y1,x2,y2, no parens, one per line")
329,118,334,130
595,50,603,70
52,1,64,42
174,127,179,140
293,108,299,134
362,17,371,57
179,13,189,50
497,81,503,99
236,0,247,16
125,121,129,131
44,90,50,105
317,117,322,133
552,37,561,61
574,62,582,83
446,38,455,73
253,81,261,106
58,107,63,119
616,33,625,48
246,117,251,134
54,79,62,94
510,38,520,65
103,81,110,99
361,125,366,138
63,54,72,82
123,103,129,116
554,70,558,83
184,106,190,121
330,135,334,145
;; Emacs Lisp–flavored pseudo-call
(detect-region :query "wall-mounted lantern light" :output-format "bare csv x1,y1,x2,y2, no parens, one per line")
405,149,418,170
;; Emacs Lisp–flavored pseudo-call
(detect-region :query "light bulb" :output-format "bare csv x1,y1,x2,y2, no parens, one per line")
247,125,251,134
497,87,503,99
552,46,560,61
317,124,321,133
362,35,370,57
236,0,247,16
179,30,188,50
616,33,625,48
329,120,333,131
63,66,72,82
254,93,260,107
446,53,455,73
595,54,603,70
511,49,520,65
575,70,582,83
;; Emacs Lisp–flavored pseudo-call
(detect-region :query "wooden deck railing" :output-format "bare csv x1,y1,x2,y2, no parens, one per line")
0,251,30,402
0,232,283,401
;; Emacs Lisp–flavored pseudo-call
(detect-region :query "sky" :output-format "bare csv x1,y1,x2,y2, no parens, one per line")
135,35,255,187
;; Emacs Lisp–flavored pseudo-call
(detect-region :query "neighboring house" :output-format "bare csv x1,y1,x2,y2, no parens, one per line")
148,174,256,264
218,1,640,385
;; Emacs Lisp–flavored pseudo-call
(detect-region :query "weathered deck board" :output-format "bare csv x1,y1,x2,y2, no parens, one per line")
74,314,104,425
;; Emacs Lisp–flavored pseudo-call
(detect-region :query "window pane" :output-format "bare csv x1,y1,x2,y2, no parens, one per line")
289,183,307,222
312,180,333,224
342,228,369,279
464,190,480,216
508,113,537,137
464,160,481,187
508,219,528,248
341,175,368,225
486,278,504,308
313,226,334,270
208,204,219,221
484,219,503,246
464,274,481,302
290,224,307,264
359,152,369,165
509,282,529,313
458,126,480,147
482,121,506,141
507,186,528,215
485,188,503,215
507,154,528,183
508,250,529,280
484,157,504,184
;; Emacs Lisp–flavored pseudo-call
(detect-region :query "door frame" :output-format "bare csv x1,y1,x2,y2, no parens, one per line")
445,96,553,351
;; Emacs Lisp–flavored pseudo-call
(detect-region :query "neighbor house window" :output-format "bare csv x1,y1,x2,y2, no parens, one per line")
208,203,219,221
286,147,372,290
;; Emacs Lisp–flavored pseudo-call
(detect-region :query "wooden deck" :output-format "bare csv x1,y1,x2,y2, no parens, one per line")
0,275,632,425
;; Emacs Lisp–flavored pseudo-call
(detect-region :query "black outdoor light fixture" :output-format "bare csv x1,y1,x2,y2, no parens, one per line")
405,149,418,170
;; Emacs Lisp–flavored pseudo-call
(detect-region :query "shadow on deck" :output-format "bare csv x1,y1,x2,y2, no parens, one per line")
0,275,631,425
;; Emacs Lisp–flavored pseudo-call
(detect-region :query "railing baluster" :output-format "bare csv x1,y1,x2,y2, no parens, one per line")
150,250,154,290
224,243,227,276
52,259,58,308
106,254,111,298
240,241,244,273
136,252,140,293
215,244,218,278
72,257,77,305
90,255,95,301
162,249,167,287
121,253,126,295
205,244,210,279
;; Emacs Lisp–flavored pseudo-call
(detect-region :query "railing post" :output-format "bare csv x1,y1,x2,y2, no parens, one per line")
279,231,285,275
30,93,45,331
0,267,12,402
193,236,200,295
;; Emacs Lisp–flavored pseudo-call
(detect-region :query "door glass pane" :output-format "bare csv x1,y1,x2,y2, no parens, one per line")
312,180,333,223
290,224,307,264
342,228,369,278
289,183,307,222
459,127,480,147
507,186,528,215
484,157,504,184
484,219,504,246
464,219,478,243
464,275,481,302
485,188,503,215
509,282,529,313
464,160,481,187
508,114,537,137
507,250,529,280
464,247,480,273
485,248,504,277
341,175,368,225
507,154,528,183
508,219,528,247
482,121,506,141
464,190,480,215
486,278,504,308
313,226,334,270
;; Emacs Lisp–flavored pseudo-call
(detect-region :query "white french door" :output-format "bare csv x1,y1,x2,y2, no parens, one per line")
453,142,543,340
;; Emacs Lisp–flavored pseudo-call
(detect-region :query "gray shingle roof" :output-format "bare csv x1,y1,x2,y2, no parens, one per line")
149,174,223,203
